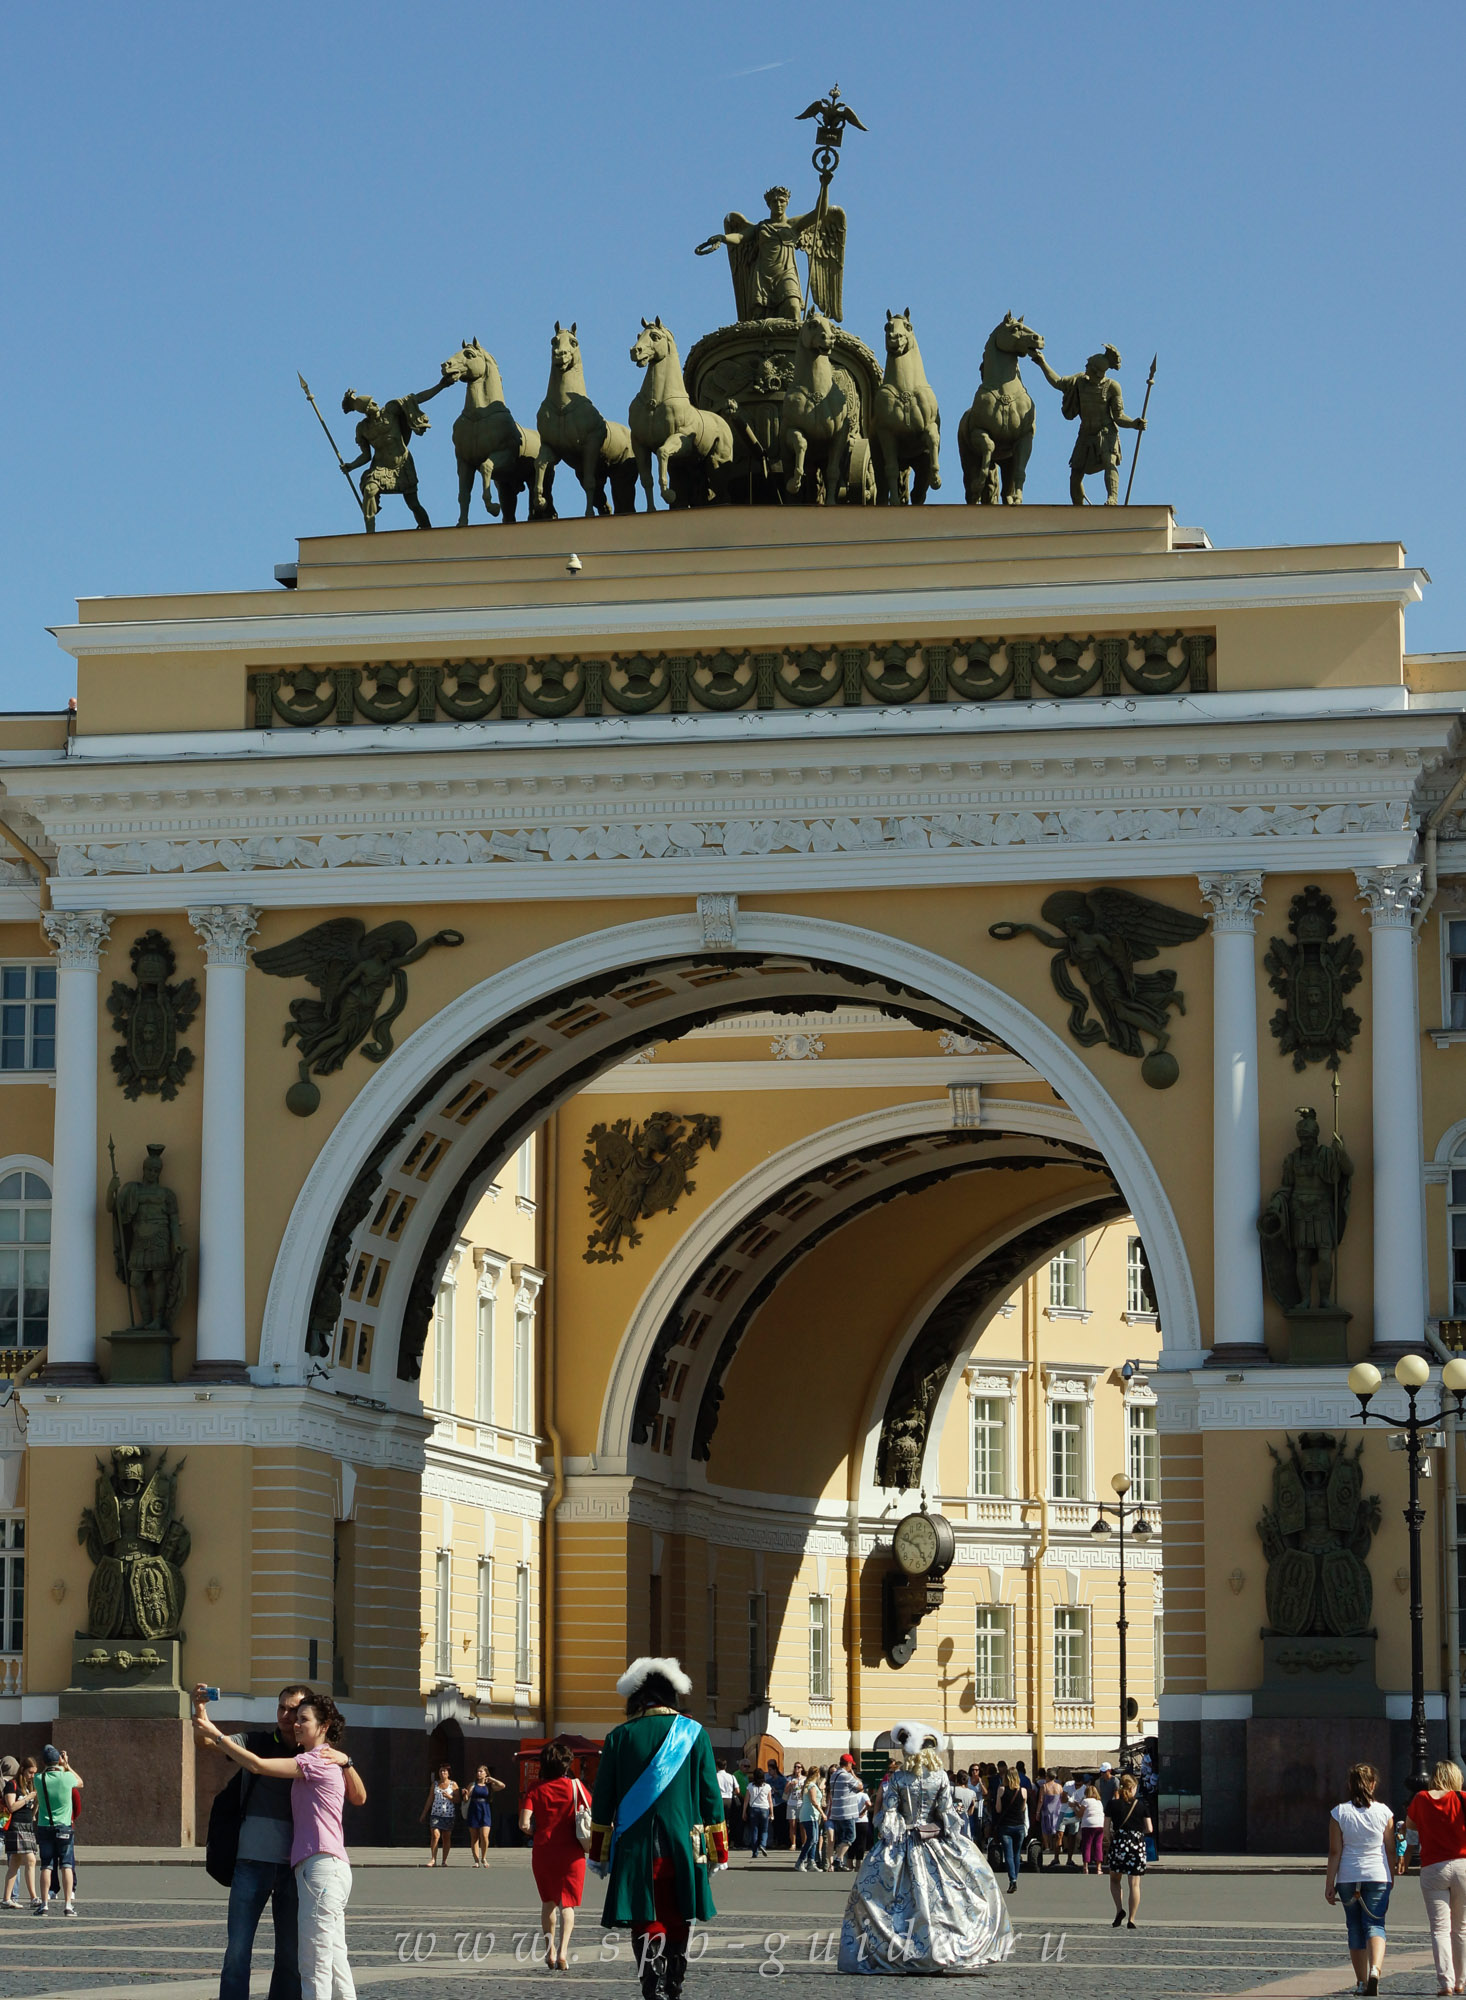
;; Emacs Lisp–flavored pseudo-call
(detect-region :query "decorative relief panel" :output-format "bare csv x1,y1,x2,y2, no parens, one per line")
56,799,1410,878
246,632,1216,730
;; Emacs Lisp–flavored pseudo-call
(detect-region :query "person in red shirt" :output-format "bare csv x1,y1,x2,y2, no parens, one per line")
1407,1761,1466,1995
520,1741,589,1970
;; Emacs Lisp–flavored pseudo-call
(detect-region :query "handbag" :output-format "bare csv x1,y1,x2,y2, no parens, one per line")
573,1779,593,1852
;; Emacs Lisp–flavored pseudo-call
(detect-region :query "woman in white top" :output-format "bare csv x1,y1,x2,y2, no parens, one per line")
1326,1762,1399,1996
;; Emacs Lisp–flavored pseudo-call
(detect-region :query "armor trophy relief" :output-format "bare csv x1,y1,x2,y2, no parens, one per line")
297,84,1155,518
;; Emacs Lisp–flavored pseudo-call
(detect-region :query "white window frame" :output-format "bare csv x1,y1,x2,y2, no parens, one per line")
1444,917,1466,1033
1048,1239,1086,1313
516,1133,537,1210
1451,1148,1466,1318
1153,1608,1165,1699
1053,1605,1090,1702
515,1562,532,1686
1126,1236,1156,1319
434,1549,453,1682
510,1267,543,1435
0,1516,24,1655
974,1604,1012,1701
0,963,57,1074
0,1157,52,1351
969,1392,1008,1498
433,1284,455,1412
1049,1399,1085,1501
809,1594,832,1702
1126,1393,1159,1506
476,1556,494,1687
1043,1369,1102,1503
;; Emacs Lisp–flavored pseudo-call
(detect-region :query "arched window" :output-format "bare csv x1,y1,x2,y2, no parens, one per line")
0,1170,50,1348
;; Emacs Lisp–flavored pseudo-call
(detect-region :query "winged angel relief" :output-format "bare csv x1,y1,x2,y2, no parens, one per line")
254,917,464,1115
990,887,1207,1088
583,1112,721,1264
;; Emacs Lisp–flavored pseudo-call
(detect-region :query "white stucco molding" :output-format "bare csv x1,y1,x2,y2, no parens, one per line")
259,911,1203,1398
1426,1117,1466,1186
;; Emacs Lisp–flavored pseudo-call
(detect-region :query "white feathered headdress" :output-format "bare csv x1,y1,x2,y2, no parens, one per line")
890,1720,939,1756
617,1656,693,1701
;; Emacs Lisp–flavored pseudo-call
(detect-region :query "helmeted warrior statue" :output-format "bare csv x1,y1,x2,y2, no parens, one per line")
1258,1106,1354,1313
1030,342,1146,505
107,1142,186,1333
340,379,450,531
588,1658,728,2000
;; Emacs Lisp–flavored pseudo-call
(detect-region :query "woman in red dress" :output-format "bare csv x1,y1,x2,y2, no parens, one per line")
519,1740,588,1970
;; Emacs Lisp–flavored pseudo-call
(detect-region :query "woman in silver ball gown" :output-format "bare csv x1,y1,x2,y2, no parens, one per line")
839,1723,1012,1976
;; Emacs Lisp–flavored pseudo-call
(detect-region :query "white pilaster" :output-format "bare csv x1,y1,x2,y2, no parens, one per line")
187,906,259,1379
1198,873,1266,1351
40,911,111,1378
1357,866,1426,1347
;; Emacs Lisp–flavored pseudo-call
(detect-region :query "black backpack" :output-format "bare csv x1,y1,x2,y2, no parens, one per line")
205,1766,258,1887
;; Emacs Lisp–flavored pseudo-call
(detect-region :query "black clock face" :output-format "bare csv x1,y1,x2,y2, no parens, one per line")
893,1512,939,1576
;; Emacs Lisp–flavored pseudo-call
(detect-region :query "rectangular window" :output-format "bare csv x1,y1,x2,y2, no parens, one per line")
1053,1606,1090,1702
1050,1400,1085,1501
1128,1403,1159,1505
517,1136,535,1202
434,1286,453,1411
434,1549,452,1682
1452,1171,1466,1316
513,1308,533,1432
0,966,56,1072
705,1583,719,1704
475,1292,495,1423
809,1595,832,1702
0,1517,23,1654
1153,1610,1165,1698
1049,1241,1084,1311
1449,920,1466,1031
974,1605,1011,1701
515,1562,532,1684
747,1591,767,1702
970,1395,1006,1497
1126,1236,1153,1316
477,1557,493,1686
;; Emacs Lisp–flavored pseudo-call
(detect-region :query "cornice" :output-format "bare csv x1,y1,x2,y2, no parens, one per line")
19,1382,432,1467
49,565,1427,660
577,1055,1039,1093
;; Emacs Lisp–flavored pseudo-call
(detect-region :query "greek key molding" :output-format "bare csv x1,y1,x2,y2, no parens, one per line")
21,1390,430,1470
55,800,1411,879
1198,871,1266,932
245,634,1215,731
187,903,261,967
1356,863,1424,929
41,908,112,968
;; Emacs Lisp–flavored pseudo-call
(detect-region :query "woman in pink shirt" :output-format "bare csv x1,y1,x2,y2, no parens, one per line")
196,1689,362,2000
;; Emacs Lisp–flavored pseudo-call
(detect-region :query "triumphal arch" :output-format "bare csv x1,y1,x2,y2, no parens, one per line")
2,98,1464,1852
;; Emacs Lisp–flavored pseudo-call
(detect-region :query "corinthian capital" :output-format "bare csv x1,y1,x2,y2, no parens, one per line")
1198,872,1266,933
1355,865,1423,929
41,909,111,970
188,904,261,967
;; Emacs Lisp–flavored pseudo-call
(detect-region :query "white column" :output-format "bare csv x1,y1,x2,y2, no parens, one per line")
1198,874,1266,1352
40,910,112,1380
1357,866,1427,1347
187,905,259,1380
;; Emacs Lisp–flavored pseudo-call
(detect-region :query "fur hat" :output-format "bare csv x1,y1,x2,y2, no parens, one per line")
616,1656,693,1702
890,1720,939,1757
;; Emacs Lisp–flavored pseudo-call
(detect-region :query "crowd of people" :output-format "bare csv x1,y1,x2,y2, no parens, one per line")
1,1745,82,1917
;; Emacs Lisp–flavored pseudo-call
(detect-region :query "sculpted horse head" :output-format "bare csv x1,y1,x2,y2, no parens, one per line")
630,315,677,371
884,307,917,361
797,311,837,362
440,338,504,397
986,310,1045,364
549,321,581,377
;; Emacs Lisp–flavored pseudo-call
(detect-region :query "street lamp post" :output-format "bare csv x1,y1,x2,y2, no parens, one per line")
1350,1352,1466,1797
1091,1470,1154,1766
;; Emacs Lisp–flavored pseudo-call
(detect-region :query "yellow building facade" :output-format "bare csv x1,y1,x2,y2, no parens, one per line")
0,504,1459,1848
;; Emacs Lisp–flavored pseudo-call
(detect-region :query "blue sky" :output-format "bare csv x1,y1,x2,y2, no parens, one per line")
1,0,1462,710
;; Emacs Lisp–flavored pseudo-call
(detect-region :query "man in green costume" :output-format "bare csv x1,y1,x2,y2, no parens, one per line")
588,1657,728,2000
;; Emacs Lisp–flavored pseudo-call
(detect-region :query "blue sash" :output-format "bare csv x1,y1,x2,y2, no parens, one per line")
611,1714,700,1859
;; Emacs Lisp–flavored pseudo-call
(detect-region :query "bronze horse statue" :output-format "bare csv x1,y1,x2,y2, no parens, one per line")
628,317,733,509
438,339,544,525
957,312,1047,504
870,308,941,505
534,322,638,518
780,311,857,503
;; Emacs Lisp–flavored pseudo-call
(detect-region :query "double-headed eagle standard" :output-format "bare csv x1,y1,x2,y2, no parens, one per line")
583,1113,722,1264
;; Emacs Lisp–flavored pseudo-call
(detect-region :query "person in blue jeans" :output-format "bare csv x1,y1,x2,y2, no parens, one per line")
1326,1762,1399,1998
991,1772,1027,1893
200,1682,363,2000
743,1773,773,1856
